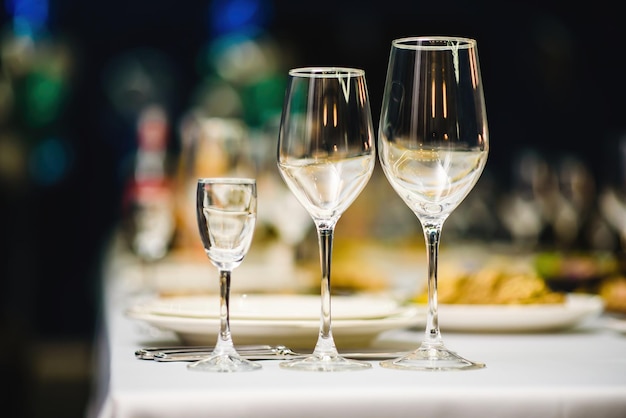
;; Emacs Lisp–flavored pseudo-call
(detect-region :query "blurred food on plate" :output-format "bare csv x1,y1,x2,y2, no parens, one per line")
412,255,565,305
599,276,626,314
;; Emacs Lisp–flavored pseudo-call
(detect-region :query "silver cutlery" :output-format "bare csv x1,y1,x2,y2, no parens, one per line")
136,345,407,362
135,345,276,360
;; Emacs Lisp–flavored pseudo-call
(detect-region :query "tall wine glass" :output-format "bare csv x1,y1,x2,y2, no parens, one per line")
378,37,489,371
277,67,375,371
188,178,261,372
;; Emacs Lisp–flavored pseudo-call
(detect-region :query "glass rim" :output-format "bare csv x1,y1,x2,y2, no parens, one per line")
197,177,256,185
288,67,365,78
392,36,477,50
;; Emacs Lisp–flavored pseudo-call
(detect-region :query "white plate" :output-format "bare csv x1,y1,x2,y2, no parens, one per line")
433,294,604,333
126,295,422,349
130,293,406,320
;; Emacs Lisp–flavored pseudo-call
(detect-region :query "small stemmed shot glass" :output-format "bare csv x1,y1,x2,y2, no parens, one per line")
188,178,260,372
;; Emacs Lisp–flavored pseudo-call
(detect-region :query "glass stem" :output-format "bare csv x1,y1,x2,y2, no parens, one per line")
215,269,235,356
423,222,444,347
314,225,338,356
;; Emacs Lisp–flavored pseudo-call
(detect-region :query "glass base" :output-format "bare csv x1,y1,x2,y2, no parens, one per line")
380,343,485,371
187,354,262,373
280,354,372,372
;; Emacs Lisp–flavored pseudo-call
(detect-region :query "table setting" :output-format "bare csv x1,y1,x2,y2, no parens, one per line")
89,36,626,418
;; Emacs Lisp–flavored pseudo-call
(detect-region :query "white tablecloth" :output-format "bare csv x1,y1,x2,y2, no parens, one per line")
89,261,626,418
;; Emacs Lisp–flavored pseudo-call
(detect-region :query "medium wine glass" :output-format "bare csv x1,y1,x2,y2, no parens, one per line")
378,37,489,371
188,178,261,372
277,67,375,371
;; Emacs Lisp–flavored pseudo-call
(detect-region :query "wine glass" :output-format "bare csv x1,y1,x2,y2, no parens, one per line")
188,178,261,372
378,37,489,371
277,67,375,371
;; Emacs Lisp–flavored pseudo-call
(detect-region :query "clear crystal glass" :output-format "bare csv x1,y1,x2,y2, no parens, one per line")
188,178,261,372
378,37,489,371
277,67,375,371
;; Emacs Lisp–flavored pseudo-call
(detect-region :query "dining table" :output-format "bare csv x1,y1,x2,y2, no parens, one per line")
88,246,626,418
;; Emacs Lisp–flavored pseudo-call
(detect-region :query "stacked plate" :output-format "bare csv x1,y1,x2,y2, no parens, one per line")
126,294,423,349
435,294,604,333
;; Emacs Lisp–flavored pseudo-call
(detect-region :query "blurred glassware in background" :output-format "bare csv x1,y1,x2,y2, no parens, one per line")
600,190,626,250
497,150,548,248
599,134,626,253
120,105,176,293
554,155,596,249
494,148,619,254
101,46,181,294
445,169,501,243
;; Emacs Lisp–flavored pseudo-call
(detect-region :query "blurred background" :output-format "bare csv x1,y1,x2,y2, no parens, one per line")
0,0,625,416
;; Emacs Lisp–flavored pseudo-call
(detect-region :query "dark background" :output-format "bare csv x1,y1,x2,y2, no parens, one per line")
1,0,625,416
